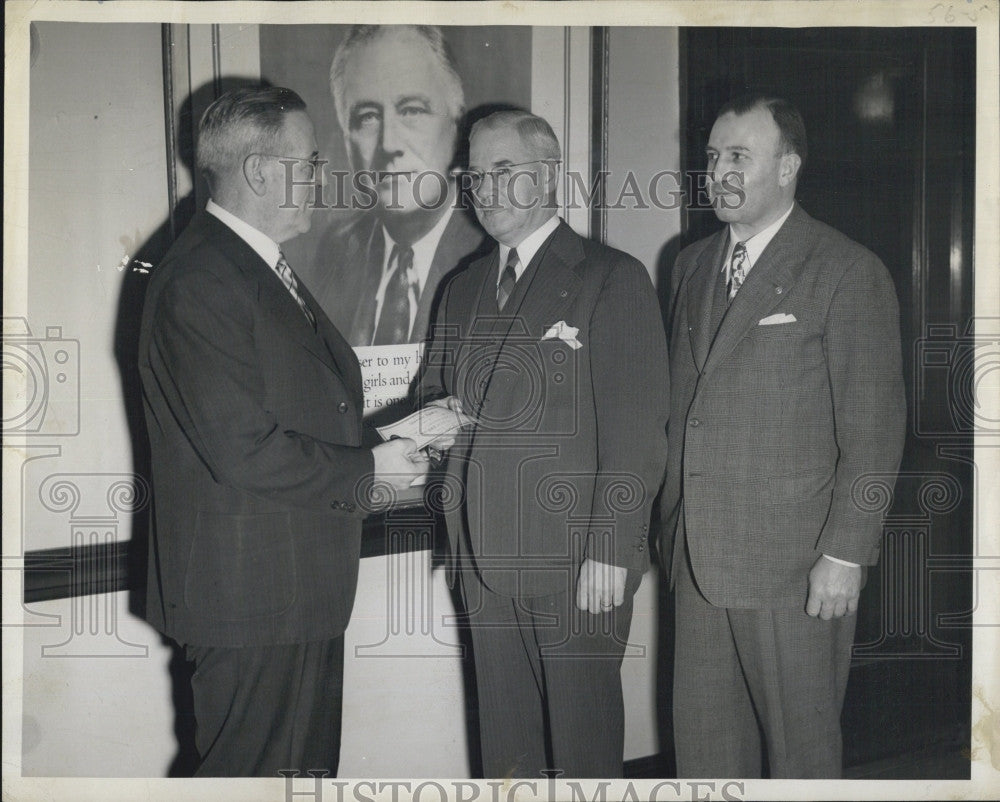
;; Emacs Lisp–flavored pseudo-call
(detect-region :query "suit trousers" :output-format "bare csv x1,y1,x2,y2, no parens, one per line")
459,565,636,779
185,637,345,777
672,548,855,779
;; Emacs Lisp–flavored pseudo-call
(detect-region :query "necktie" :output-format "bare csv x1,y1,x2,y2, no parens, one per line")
497,248,518,311
727,242,749,302
275,253,316,329
373,243,415,345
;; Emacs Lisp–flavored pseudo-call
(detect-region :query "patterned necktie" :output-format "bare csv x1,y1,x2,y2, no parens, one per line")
497,248,518,311
275,253,316,329
373,243,415,345
727,242,749,302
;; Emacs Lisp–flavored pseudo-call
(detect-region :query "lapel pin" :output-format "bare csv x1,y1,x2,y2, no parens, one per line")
559,290,568,298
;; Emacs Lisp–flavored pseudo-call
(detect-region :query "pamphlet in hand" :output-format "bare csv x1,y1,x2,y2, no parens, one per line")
375,404,474,451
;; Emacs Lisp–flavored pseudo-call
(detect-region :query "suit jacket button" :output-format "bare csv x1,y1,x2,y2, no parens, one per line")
338,402,349,413
346,503,356,512
689,418,701,427
637,544,645,552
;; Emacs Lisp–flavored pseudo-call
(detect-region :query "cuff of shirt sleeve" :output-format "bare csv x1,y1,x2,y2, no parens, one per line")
823,553,861,568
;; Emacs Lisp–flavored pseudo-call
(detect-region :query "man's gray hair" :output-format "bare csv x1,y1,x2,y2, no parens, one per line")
470,110,562,162
329,25,465,127
197,86,307,192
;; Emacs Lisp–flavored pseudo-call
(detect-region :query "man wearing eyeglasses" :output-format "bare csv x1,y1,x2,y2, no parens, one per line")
138,87,428,776
312,24,488,347
419,110,670,778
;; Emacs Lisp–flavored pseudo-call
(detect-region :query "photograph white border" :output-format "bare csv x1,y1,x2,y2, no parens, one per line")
3,2,998,800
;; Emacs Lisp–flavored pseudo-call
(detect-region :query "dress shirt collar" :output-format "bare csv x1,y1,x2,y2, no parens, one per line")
723,201,796,273
497,214,561,284
206,199,281,270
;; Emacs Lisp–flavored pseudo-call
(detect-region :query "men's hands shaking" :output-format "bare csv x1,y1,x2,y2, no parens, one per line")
371,437,429,490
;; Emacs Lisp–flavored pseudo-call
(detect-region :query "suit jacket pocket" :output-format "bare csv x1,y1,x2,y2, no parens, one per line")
765,466,832,501
184,511,296,622
762,467,835,543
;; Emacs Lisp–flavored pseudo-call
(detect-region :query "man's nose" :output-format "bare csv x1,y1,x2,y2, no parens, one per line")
379,111,406,161
706,159,723,184
708,161,735,192
473,176,496,207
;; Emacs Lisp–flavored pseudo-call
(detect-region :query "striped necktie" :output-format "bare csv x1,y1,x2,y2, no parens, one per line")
373,243,415,345
726,242,749,302
497,248,518,311
275,253,316,329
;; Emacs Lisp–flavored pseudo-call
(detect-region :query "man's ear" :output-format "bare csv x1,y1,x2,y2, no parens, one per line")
243,154,268,197
543,160,560,194
778,152,802,188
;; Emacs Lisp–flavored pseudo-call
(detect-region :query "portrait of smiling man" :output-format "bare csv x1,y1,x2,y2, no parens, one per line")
312,24,488,347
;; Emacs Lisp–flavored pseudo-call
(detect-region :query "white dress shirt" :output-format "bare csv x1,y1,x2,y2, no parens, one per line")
496,214,561,286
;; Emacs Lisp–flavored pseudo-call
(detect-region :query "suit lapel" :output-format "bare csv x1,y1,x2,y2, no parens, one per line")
348,220,384,346
412,208,487,342
256,258,349,377
453,221,582,419
702,204,812,377
686,230,728,372
201,212,359,398
452,251,496,338
298,279,362,402
506,221,582,339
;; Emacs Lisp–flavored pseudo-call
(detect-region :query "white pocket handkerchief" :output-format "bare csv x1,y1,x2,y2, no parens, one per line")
758,312,797,326
541,320,582,350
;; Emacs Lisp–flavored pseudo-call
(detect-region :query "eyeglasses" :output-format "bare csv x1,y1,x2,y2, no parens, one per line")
452,160,561,191
252,153,323,181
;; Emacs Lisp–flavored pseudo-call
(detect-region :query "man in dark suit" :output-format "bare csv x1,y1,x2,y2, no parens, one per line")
138,87,428,777
419,110,670,778
660,95,906,778
312,24,488,347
